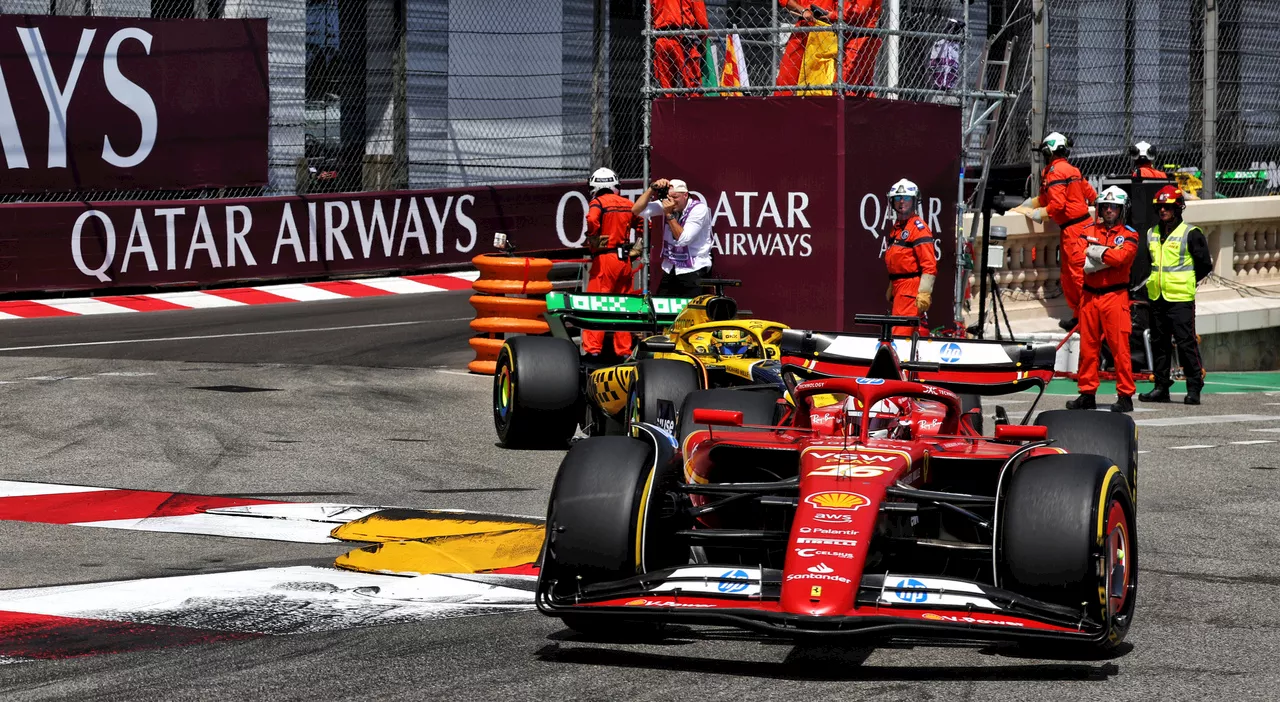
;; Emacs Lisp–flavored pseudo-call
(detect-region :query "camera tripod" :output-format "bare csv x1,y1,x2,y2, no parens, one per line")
965,195,1018,341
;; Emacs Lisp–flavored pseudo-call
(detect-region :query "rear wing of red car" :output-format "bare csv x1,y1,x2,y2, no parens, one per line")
778,329,1057,396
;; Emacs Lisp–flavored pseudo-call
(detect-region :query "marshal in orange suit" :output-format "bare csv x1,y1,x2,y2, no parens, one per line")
883,178,938,337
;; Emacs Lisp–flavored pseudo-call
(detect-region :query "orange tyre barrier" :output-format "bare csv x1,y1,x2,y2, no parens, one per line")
468,254,555,375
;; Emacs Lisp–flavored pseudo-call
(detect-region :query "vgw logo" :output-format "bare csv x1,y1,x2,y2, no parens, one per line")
718,569,750,593
894,578,929,603
939,342,962,364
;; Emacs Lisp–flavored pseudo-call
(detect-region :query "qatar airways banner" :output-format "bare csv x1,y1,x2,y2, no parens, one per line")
650,96,961,332
0,16,268,193
0,183,611,294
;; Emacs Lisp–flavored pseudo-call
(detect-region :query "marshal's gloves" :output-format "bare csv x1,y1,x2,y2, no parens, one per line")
1084,244,1110,274
917,273,936,311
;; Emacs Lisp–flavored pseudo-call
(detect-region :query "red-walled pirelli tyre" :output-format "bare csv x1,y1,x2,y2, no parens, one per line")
999,453,1137,654
493,336,580,449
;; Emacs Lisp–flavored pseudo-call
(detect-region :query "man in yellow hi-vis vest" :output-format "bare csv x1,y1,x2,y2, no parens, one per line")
1139,185,1213,405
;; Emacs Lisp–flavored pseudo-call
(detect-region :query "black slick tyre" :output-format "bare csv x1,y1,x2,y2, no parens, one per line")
493,336,580,449
1035,408,1139,498
676,388,783,453
999,453,1137,654
627,359,700,436
539,435,675,638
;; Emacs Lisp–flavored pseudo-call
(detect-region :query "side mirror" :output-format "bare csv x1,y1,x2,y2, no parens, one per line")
994,406,1010,426
641,339,677,354
994,424,1048,441
691,408,743,427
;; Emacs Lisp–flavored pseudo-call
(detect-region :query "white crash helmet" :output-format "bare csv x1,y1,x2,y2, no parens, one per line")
887,178,919,200
588,167,619,193
1040,131,1071,158
1096,186,1129,219
1130,140,1155,163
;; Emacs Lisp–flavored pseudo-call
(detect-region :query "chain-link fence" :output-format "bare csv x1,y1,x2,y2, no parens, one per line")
994,0,1280,200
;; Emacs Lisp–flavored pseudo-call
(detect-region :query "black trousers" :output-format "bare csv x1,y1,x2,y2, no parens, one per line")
1149,298,1204,390
656,265,710,297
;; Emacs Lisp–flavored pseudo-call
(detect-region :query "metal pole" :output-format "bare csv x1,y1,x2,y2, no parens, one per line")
772,1,780,83
1030,0,1047,192
887,0,900,99
1203,0,1218,199
836,1,845,94
641,0,652,293
590,0,607,168
954,0,970,334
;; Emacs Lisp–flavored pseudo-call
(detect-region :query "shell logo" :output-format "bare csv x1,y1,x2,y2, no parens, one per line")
805,491,869,511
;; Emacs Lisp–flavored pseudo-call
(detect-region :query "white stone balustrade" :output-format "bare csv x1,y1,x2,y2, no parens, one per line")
961,196,1280,332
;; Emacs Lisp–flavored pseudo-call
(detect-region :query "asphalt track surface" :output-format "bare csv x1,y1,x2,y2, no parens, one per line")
0,290,1277,700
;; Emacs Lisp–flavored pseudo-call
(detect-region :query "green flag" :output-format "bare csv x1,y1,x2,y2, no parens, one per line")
701,37,719,96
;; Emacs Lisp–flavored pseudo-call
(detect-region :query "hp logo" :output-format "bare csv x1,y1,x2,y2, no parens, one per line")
894,578,929,603
939,343,962,364
719,569,750,593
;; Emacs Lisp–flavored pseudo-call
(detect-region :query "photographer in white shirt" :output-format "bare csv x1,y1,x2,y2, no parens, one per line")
632,178,714,296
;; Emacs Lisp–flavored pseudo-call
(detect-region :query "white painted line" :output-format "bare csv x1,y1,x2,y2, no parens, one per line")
144,290,244,309
0,480,112,498
447,270,481,281
1168,444,1217,450
1251,428,1280,433
1138,450,1151,454
71,513,347,544
1230,440,1277,445
0,566,534,635
1204,379,1280,390
435,369,486,378
0,318,471,353
253,283,347,302
355,277,446,295
38,299,134,316
95,372,156,377
205,503,385,524
1134,414,1280,427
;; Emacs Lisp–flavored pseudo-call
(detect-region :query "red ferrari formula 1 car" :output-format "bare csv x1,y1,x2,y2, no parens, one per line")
536,316,1139,654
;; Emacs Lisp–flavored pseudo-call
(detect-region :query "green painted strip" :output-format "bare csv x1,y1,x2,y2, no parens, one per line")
1042,371,1280,395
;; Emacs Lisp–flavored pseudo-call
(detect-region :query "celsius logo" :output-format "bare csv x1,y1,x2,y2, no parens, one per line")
939,342,962,364
718,569,750,593
894,578,929,603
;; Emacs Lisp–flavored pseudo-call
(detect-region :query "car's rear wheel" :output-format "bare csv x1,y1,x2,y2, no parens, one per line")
493,336,580,449
627,359,701,437
538,436,685,637
676,387,783,453
1034,409,1139,499
998,453,1137,654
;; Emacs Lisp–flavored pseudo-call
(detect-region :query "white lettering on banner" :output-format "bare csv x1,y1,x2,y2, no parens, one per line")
122,209,156,272
19,27,94,169
455,194,477,252
71,210,114,282
353,200,400,258
69,191,545,282
426,196,452,255
226,205,254,266
156,207,183,270
788,192,810,228
274,203,304,264
185,206,220,269
325,201,353,261
399,199,428,256
101,28,157,168
556,190,588,248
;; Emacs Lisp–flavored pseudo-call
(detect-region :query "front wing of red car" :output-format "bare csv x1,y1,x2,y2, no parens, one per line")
537,566,1106,645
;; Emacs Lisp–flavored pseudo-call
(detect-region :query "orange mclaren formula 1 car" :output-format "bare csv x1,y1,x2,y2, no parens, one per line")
535,315,1138,654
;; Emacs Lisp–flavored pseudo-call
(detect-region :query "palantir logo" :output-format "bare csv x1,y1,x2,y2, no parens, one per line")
939,342,962,364
718,569,750,593
894,578,929,603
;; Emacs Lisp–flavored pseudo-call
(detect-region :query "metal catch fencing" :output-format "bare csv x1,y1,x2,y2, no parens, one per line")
1001,0,1280,200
